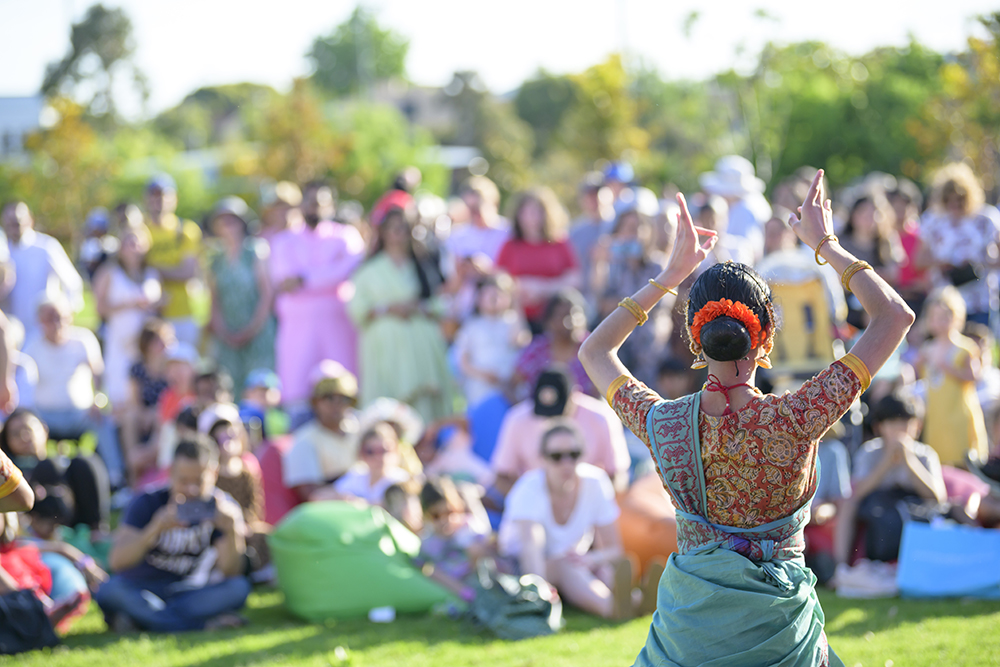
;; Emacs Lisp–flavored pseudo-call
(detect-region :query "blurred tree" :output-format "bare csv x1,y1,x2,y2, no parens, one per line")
715,39,946,189
555,55,648,167
915,12,1000,196
308,6,409,97
440,71,534,199
514,71,579,155
41,4,148,122
330,104,447,206
257,79,347,185
155,83,281,149
255,79,445,207
631,62,732,192
5,99,114,240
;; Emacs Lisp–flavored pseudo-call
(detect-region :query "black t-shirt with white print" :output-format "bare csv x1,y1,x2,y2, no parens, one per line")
119,486,224,587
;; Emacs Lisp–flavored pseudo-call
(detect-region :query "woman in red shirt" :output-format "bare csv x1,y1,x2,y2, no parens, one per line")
496,188,582,331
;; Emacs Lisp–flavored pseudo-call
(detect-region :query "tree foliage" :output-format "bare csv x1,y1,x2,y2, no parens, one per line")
255,79,445,208
154,83,281,149
308,7,409,97
712,39,947,189
439,71,534,198
556,55,648,166
41,4,147,121
913,12,1000,196
514,72,579,155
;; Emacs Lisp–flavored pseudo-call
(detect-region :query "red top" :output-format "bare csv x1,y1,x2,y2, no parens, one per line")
158,388,195,424
495,239,578,322
896,220,926,289
0,543,52,596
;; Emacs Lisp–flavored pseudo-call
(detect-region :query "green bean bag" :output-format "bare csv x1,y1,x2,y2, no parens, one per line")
268,501,452,621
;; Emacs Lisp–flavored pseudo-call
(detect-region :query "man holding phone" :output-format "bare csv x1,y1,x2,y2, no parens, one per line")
95,436,251,632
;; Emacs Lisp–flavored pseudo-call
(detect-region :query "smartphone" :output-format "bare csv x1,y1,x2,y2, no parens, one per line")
176,497,217,525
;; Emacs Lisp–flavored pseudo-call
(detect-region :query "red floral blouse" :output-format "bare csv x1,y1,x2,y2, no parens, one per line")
609,355,869,529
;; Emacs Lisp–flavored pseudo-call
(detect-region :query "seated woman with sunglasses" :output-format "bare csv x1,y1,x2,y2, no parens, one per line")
311,423,413,507
497,421,640,619
579,171,914,666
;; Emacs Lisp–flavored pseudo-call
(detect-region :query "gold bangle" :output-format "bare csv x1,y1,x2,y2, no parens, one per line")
618,297,648,326
815,234,838,266
619,297,647,325
841,260,873,293
648,279,677,295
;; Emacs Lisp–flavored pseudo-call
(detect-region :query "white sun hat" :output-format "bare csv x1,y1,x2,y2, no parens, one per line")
699,155,766,198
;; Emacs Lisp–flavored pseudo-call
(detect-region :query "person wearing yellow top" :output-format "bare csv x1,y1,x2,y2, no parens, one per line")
0,309,32,512
144,174,203,346
918,285,990,467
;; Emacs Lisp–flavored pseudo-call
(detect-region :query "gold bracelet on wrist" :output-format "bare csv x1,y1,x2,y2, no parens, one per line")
841,260,873,293
618,297,648,326
648,279,678,295
814,234,838,266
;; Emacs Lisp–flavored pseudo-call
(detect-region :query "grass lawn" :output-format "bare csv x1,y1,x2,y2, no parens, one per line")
39,291,1000,665
6,589,1000,667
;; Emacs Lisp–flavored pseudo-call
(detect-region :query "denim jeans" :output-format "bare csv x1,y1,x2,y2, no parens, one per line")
95,575,251,632
34,408,124,489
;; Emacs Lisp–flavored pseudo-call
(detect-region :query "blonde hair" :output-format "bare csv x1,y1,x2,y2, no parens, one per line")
925,285,967,328
461,176,501,209
930,162,985,217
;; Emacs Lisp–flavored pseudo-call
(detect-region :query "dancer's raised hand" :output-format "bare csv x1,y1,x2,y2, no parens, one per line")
789,169,834,250
659,192,718,283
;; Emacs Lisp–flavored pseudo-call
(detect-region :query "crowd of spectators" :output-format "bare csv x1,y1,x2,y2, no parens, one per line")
1,154,1000,634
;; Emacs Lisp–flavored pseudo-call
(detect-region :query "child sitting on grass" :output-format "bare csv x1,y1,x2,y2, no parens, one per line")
411,477,494,601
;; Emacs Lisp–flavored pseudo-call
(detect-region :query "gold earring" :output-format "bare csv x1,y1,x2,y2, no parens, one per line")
690,353,708,370
757,344,773,369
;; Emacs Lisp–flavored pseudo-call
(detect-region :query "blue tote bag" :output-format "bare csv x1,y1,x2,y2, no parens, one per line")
897,522,1000,599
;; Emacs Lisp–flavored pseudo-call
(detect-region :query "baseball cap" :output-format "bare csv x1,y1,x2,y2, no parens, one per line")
603,161,634,185
85,207,110,232
244,368,282,392
146,173,177,192
533,368,573,418
310,360,358,404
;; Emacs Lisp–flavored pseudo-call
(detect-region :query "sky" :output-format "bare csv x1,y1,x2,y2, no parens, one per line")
0,0,996,117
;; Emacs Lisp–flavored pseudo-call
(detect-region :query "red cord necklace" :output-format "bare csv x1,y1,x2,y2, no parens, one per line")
703,373,760,415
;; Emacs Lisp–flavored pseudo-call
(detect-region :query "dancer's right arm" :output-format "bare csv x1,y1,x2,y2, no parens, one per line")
789,170,915,377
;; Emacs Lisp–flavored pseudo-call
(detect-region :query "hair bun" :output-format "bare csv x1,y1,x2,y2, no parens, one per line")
700,316,752,362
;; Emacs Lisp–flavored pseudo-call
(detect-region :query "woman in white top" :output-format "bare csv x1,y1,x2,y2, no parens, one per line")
498,421,634,619
93,224,161,407
314,422,411,506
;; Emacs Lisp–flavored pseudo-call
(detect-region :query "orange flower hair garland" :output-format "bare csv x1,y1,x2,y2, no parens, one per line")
689,299,763,350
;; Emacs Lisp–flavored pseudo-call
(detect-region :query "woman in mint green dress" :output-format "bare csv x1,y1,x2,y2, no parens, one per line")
579,171,914,666
208,199,276,394
347,207,455,423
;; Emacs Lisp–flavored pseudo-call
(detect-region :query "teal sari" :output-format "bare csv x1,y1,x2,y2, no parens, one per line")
633,393,843,667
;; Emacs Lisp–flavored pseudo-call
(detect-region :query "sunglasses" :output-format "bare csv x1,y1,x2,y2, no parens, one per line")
545,450,582,463
362,447,388,456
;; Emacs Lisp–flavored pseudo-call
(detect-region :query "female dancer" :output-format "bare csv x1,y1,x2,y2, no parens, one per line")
579,170,914,666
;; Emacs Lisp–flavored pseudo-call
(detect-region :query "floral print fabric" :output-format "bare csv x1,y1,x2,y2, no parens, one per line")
611,358,864,529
